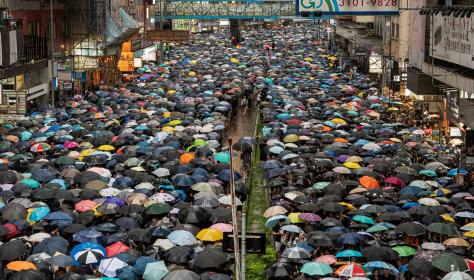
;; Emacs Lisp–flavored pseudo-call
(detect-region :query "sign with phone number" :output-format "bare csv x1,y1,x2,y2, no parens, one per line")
297,0,399,15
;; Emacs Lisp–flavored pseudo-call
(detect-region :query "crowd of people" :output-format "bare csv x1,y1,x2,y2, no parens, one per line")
0,22,471,280
257,26,474,280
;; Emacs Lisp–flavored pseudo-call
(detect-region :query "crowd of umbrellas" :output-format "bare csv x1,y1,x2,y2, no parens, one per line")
0,28,272,280
257,26,474,279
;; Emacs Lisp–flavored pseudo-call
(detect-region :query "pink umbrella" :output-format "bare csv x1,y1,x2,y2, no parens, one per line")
299,213,322,222
315,255,337,265
64,141,79,149
210,223,233,232
75,200,97,212
87,167,112,178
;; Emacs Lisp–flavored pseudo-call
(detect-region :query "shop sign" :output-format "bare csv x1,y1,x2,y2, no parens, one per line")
431,13,474,70
74,56,99,70
369,54,383,74
146,30,190,43
450,127,462,137
297,0,399,15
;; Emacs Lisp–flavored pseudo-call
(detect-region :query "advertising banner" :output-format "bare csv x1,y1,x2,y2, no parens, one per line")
431,14,474,69
297,0,399,15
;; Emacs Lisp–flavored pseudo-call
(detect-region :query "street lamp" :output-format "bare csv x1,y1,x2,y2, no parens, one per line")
50,0,55,107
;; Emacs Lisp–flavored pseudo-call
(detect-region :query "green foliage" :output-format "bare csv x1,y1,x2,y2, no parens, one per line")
246,244,276,280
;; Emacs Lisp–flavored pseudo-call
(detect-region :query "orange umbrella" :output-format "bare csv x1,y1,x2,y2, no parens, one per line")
7,261,36,271
334,138,349,143
5,135,19,143
359,176,380,189
179,152,195,165
322,126,332,132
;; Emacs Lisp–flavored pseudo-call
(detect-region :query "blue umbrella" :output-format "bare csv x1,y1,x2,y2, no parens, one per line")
399,186,423,195
73,229,103,243
336,249,363,258
265,215,290,228
70,242,106,266
133,256,157,273
364,261,399,274
29,207,50,222
447,168,467,176
217,169,242,182
167,230,197,246
33,236,69,255
48,179,68,189
338,232,365,245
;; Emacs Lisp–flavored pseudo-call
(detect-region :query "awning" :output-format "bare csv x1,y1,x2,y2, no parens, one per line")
106,8,142,47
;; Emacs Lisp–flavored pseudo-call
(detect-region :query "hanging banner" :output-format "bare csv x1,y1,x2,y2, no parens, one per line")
431,13,474,69
146,30,190,43
297,0,399,15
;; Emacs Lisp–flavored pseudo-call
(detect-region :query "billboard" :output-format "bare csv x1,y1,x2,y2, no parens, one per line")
297,0,399,15
431,14,474,69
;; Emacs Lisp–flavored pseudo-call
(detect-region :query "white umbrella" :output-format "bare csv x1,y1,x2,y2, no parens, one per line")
218,195,242,206
98,257,128,277
153,238,175,251
28,233,51,243
152,168,171,178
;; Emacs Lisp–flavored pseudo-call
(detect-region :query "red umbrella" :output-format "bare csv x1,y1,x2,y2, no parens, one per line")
384,176,405,187
106,241,129,257
4,223,19,239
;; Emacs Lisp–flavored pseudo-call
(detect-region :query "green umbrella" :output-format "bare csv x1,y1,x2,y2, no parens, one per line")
300,262,333,276
392,246,416,257
312,182,331,190
145,203,172,215
352,215,375,225
427,223,458,236
213,152,231,164
366,224,389,233
143,260,169,280
0,141,11,152
432,253,468,272
20,131,32,141
21,178,41,189
54,156,77,166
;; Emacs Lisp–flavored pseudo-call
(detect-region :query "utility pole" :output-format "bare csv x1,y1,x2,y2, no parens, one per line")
228,138,241,280
50,0,55,107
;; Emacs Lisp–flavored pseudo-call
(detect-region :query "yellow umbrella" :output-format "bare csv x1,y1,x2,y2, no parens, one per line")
328,56,337,60
196,228,223,242
331,118,347,125
463,231,474,237
188,71,196,77
230,58,240,64
80,148,96,157
131,166,146,172
98,145,115,151
339,202,356,210
387,107,399,112
288,213,304,223
162,126,174,133
343,162,361,169
163,112,171,118
441,214,455,223
389,138,402,143
168,120,182,126
167,90,176,95
304,57,313,62
283,134,299,143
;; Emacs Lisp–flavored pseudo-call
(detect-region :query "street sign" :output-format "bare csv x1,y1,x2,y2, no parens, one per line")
146,30,190,43
297,0,399,15
223,232,266,254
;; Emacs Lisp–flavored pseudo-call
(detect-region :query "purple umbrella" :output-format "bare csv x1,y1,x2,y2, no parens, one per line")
299,213,322,222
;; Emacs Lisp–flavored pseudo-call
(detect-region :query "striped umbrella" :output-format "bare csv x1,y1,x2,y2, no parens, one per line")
335,263,366,277
30,143,51,153
73,248,105,264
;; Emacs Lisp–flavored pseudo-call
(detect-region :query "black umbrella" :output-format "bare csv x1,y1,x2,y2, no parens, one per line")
395,222,426,236
73,171,101,186
0,240,28,261
62,223,86,234
362,246,399,262
193,247,228,269
126,228,151,244
11,270,47,280
32,236,69,256
2,203,27,221
307,231,333,247
178,206,210,224
164,246,193,264
408,258,435,278
266,262,295,278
